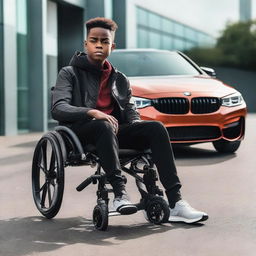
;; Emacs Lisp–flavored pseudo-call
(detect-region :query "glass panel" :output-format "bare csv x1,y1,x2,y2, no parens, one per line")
137,7,148,25
137,27,148,48
173,22,184,37
17,89,29,130
184,27,197,41
162,35,173,50
0,0,3,23
149,31,161,49
108,51,200,77
16,0,28,131
173,37,185,51
162,18,173,34
47,0,58,128
148,12,161,30
17,0,27,35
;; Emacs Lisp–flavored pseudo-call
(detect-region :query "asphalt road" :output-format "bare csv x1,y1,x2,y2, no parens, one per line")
0,114,256,256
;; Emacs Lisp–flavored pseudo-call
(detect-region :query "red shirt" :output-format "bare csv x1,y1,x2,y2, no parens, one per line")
96,60,114,114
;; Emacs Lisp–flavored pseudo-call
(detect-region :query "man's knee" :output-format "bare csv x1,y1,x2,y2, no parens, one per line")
95,120,115,134
144,120,166,131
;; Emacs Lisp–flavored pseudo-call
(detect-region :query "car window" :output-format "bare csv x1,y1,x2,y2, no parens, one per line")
108,51,201,77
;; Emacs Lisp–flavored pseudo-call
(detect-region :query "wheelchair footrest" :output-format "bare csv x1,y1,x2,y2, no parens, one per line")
76,175,102,191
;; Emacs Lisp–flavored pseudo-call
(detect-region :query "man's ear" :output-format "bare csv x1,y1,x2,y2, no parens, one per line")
84,40,87,49
111,43,116,52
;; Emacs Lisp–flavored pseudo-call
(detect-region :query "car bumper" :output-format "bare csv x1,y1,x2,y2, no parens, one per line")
138,103,247,143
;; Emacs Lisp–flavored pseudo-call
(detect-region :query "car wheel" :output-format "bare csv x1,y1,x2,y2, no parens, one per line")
212,139,241,153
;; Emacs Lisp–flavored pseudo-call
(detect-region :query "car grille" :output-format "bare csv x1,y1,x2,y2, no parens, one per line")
152,98,189,114
191,97,221,114
152,97,221,114
167,126,221,141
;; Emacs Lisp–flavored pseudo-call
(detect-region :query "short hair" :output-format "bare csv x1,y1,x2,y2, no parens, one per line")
85,17,118,38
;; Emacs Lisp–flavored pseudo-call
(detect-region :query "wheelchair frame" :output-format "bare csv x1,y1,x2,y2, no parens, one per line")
31,126,170,230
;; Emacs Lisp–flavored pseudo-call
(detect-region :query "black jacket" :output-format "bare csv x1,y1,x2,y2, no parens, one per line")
51,51,140,126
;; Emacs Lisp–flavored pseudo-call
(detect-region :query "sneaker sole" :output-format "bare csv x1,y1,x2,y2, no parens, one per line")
117,205,138,215
169,214,208,224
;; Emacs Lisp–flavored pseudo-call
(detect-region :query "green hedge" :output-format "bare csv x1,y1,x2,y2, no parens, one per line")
185,20,256,71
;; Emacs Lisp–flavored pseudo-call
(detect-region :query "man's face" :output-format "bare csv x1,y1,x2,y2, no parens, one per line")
85,27,115,65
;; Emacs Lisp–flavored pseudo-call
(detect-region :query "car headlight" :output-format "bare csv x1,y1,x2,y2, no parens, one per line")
221,92,244,107
132,96,152,109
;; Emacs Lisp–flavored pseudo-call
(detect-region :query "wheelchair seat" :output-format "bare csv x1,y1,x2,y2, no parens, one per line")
83,143,150,157
31,125,170,231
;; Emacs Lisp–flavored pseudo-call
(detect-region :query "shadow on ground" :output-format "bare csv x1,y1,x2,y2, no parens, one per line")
0,141,236,168
0,216,204,256
172,145,236,167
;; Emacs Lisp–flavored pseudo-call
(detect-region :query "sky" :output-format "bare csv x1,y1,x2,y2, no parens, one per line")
136,0,256,37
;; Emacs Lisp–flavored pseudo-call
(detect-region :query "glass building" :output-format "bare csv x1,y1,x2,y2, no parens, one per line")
136,7,214,51
0,0,215,135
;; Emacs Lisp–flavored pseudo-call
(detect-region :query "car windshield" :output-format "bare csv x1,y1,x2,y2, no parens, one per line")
108,51,201,77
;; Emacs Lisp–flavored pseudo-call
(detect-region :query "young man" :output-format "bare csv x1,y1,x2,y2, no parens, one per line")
51,17,208,223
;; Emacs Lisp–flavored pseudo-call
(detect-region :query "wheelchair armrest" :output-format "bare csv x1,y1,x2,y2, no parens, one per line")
54,126,86,160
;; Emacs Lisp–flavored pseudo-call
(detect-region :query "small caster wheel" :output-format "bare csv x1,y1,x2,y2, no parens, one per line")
93,203,109,231
146,196,170,224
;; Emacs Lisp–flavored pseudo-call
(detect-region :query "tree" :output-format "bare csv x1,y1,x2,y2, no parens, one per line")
217,20,256,69
185,20,256,70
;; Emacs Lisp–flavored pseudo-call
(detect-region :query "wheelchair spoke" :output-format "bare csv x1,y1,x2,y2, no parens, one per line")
50,179,56,186
41,183,47,207
41,143,48,172
37,163,46,174
49,150,55,172
47,183,52,206
35,182,46,193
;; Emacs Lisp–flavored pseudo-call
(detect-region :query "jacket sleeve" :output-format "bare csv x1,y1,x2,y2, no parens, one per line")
51,67,93,122
123,77,141,124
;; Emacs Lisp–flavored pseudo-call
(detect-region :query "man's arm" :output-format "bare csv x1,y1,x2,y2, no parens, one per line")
51,67,93,122
123,77,141,124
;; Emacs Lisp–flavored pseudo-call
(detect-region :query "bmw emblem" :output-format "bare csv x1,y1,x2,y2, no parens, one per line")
184,92,191,96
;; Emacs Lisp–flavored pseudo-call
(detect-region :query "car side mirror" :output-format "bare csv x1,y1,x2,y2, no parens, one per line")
200,67,216,78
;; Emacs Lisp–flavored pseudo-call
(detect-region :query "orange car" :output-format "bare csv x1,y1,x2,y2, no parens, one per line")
108,49,247,153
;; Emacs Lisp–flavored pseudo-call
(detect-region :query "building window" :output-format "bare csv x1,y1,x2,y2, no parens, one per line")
136,6,215,51
47,0,58,128
137,7,148,26
137,27,148,48
162,35,172,50
16,0,28,131
148,12,161,30
149,31,161,48
162,18,173,34
173,37,185,51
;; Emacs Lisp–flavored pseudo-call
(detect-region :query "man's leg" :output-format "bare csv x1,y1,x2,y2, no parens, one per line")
117,121,181,207
71,120,137,214
118,121,208,223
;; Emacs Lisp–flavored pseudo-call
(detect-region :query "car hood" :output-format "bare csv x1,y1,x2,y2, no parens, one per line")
129,75,237,98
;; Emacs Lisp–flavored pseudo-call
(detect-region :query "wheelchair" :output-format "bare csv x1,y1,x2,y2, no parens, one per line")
31,126,170,231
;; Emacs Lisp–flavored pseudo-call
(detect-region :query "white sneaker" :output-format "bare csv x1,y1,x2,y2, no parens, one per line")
113,195,137,215
169,200,208,224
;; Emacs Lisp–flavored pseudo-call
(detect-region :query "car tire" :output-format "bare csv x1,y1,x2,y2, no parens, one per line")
212,139,241,153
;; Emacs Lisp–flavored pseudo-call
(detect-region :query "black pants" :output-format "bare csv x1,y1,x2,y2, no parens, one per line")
71,120,182,206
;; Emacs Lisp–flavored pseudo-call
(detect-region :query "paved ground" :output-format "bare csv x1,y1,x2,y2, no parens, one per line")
0,114,256,256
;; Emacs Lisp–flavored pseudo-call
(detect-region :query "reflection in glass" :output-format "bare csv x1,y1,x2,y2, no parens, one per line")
109,51,201,77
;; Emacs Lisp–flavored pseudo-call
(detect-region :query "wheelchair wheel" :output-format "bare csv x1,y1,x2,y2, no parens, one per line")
93,203,109,231
32,132,64,219
146,196,170,224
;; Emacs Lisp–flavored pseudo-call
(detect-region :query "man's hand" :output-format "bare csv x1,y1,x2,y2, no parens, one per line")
87,109,119,134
